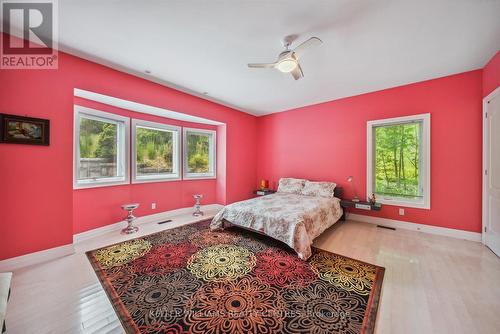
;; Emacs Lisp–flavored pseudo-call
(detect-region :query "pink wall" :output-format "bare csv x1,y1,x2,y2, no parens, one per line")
257,70,483,233
0,61,73,260
0,36,257,260
483,51,500,97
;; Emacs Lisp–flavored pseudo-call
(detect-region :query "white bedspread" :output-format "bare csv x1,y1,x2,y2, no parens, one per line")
210,192,343,259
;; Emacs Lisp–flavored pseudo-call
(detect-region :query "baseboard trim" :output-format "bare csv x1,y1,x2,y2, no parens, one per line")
348,213,482,242
73,204,223,244
0,244,75,272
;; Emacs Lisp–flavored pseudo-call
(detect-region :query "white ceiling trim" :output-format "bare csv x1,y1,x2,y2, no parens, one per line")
74,88,225,126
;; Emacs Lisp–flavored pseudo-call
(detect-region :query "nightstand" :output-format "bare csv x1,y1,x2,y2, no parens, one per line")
340,199,381,220
254,189,276,196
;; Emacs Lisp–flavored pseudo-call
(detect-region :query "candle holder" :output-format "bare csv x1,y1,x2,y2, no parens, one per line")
121,203,140,234
193,194,204,217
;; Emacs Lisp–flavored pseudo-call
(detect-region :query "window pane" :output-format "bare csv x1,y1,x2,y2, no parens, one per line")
374,121,422,199
79,117,118,180
187,132,210,173
136,126,174,176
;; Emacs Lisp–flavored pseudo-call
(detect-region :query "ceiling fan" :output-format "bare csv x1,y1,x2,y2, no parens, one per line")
248,36,323,80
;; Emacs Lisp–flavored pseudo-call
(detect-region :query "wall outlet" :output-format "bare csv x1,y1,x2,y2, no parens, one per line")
399,208,405,216
151,203,157,210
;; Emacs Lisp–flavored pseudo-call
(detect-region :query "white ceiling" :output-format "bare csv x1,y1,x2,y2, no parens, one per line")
15,1,500,115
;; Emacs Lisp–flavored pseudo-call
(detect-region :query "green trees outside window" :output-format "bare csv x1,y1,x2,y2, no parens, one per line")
136,127,173,175
77,109,216,185
374,121,422,199
186,133,210,173
79,118,118,179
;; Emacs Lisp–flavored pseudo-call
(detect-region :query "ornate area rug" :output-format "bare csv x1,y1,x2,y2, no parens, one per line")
87,220,384,334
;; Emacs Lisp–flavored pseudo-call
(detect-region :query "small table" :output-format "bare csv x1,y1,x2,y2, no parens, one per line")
254,189,276,196
340,199,382,220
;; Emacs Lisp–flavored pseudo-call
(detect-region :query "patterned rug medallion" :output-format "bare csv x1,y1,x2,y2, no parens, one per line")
87,220,384,334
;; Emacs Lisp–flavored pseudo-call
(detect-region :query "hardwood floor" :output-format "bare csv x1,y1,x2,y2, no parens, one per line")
5,215,500,334
315,219,500,334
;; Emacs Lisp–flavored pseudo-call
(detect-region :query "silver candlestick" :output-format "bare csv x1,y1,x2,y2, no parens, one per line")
121,203,140,234
193,194,204,217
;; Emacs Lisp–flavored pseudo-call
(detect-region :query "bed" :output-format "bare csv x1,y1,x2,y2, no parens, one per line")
211,178,343,260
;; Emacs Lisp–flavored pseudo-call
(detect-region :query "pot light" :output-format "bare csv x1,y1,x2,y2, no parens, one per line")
276,59,297,73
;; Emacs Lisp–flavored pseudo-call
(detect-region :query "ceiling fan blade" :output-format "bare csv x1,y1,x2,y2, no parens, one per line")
290,63,304,80
247,63,276,69
292,37,323,59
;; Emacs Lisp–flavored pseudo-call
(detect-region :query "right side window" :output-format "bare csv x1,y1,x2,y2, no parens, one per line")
367,114,430,209
183,128,216,179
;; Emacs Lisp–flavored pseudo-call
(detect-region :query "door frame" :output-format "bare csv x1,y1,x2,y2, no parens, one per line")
483,86,500,245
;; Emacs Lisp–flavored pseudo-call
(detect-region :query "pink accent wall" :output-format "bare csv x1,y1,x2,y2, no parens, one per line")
0,35,257,260
257,70,483,233
483,50,500,97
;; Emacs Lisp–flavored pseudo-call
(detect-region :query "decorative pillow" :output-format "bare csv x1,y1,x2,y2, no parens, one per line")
277,178,307,194
301,181,337,198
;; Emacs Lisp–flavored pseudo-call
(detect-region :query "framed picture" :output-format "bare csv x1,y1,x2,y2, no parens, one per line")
0,113,50,146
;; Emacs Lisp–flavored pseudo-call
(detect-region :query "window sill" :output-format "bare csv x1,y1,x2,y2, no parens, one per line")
74,179,129,190
183,175,217,180
132,176,181,184
376,198,430,210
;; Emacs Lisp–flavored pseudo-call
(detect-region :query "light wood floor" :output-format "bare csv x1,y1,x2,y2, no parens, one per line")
5,215,500,334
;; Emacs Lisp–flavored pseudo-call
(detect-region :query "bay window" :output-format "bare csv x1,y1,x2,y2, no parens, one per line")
74,107,216,188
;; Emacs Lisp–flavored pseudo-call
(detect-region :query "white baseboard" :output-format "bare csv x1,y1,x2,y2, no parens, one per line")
73,204,223,244
0,204,223,272
0,244,74,272
348,213,482,242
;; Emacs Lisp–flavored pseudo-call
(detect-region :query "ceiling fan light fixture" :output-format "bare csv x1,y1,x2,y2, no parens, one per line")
248,36,321,79
276,59,297,73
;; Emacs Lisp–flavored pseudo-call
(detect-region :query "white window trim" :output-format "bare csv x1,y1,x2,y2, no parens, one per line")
73,105,130,189
183,127,217,180
366,113,431,209
131,119,181,183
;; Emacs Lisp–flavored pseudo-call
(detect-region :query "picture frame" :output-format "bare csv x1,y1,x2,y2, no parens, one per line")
0,113,50,146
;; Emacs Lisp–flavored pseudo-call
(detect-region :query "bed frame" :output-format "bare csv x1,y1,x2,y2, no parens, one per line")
334,186,343,199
